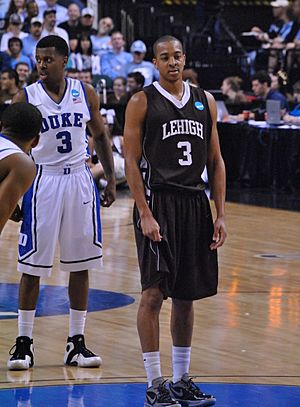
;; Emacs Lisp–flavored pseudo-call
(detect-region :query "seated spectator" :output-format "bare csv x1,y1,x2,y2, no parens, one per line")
0,68,19,104
247,0,292,73
79,7,97,37
41,9,69,44
117,71,145,130
182,68,199,87
285,0,300,76
22,0,39,33
22,16,43,67
38,0,68,25
7,37,32,70
0,51,12,71
58,3,81,52
5,0,27,23
125,40,159,86
65,67,80,79
221,76,249,104
79,69,93,85
91,16,114,57
101,31,132,80
101,75,126,107
0,13,28,52
70,34,101,75
15,61,30,88
251,70,289,111
26,67,39,85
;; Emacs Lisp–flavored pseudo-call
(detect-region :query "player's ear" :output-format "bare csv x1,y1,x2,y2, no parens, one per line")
31,134,40,149
63,56,68,66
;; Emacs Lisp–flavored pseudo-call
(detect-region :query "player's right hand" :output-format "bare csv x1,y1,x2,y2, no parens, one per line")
141,214,162,241
9,205,23,222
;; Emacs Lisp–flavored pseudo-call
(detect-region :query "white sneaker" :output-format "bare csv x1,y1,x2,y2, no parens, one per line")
64,334,102,368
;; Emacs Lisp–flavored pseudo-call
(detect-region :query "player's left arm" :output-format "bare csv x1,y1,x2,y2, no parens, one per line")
0,154,36,234
205,90,227,250
84,83,116,207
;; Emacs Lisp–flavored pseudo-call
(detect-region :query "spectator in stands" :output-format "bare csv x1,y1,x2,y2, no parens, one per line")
22,16,43,67
70,34,101,75
41,9,69,44
248,0,292,73
101,31,132,80
125,40,159,86
7,37,32,69
15,61,30,88
182,68,199,87
0,13,28,52
285,0,300,75
79,69,93,85
221,76,249,104
91,16,114,57
26,67,39,85
22,0,39,33
0,68,19,104
38,0,68,25
103,75,126,107
0,51,12,71
251,70,288,110
117,71,145,130
58,3,81,52
5,0,27,23
79,7,97,37
65,67,80,79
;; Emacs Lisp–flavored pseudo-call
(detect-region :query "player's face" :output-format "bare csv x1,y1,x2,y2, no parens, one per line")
36,47,67,84
153,40,185,82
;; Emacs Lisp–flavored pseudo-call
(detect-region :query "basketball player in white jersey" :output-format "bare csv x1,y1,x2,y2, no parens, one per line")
0,102,41,235
7,36,116,370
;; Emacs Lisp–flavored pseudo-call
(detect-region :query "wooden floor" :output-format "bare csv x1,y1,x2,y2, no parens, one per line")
0,192,300,390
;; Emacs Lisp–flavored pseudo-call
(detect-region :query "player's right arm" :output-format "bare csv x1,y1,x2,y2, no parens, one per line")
0,154,36,234
123,91,162,242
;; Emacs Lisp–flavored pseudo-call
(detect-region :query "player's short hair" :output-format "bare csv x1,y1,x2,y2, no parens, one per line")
1,102,42,140
36,35,69,57
153,35,183,57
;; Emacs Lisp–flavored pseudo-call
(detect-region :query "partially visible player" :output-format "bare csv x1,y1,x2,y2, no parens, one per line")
0,102,41,235
7,35,116,371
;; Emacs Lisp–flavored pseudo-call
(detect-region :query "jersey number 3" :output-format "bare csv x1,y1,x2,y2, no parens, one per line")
56,131,72,153
177,141,192,166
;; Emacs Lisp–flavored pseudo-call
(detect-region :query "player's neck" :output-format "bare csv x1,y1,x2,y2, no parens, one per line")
159,79,184,100
42,77,67,100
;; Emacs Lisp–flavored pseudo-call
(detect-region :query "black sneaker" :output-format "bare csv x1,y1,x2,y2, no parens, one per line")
144,377,181,407
7,336,34,370
64,334,102,368
169,374,216,406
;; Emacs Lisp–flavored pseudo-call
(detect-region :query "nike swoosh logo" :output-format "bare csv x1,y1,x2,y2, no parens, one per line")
171,388,184,398
146,393,157,405
83,201,91,205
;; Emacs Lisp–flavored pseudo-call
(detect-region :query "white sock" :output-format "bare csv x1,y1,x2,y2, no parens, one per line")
69,309,87,337
172,346,191,383
18,309,36,338
143,351,162,387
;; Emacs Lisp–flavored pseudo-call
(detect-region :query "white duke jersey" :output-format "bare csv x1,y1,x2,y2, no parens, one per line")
0,134,23,160
24,77,91,165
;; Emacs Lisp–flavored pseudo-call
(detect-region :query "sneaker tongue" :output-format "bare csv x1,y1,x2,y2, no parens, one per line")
152,377,164,388
181,373,190,382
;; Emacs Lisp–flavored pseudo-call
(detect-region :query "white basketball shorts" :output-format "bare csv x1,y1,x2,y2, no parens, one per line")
18,162,102,277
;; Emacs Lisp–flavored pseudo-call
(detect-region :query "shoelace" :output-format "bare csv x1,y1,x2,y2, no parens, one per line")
9,341,28,358
157,380,174,402
76,340,96,357
185,377,210,398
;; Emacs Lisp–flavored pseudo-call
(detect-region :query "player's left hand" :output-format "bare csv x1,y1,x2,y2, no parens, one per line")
9,204,23,222
100,179,116,207
210,216,227,250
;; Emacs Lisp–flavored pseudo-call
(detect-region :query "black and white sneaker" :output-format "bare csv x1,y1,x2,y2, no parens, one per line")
64,334,102,368
7,336,34,371
169,374,216,406
145,377,181,407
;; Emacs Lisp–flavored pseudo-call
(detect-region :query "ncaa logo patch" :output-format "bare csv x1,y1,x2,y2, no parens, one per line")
195,101,204,110
71,89,80,98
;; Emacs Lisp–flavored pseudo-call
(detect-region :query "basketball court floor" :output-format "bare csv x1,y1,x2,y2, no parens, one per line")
0,189,299,406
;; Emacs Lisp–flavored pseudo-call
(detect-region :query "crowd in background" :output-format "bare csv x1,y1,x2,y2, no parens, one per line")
0,0,299,188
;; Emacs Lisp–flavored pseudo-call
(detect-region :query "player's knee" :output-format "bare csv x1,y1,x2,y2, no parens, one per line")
140,288,163,312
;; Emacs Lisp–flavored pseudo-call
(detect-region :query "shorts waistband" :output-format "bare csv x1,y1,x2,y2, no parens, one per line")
38,162,87,175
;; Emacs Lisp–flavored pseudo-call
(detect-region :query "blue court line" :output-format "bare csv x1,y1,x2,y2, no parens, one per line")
1,382,300,406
